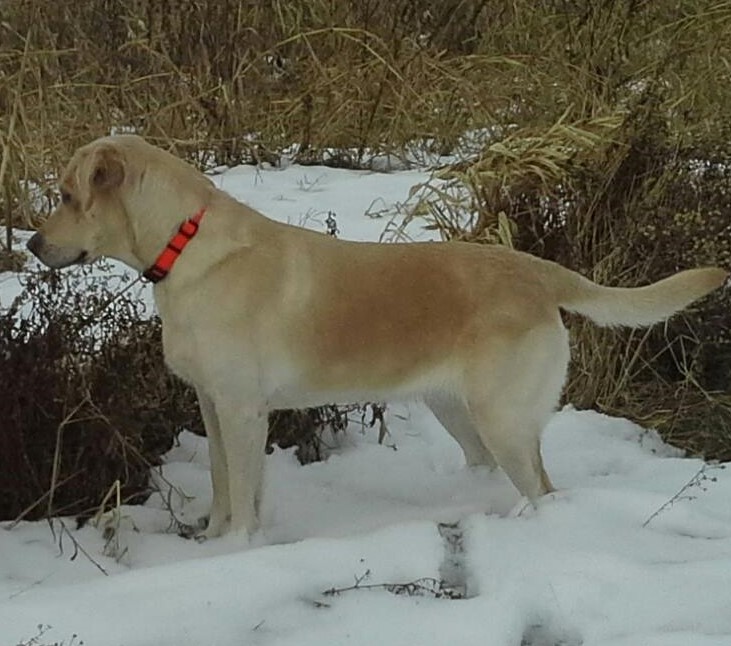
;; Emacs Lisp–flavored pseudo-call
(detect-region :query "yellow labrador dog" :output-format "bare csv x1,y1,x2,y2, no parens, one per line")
27,135,727,539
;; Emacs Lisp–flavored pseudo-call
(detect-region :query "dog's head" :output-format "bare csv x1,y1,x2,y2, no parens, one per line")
27,137,133,269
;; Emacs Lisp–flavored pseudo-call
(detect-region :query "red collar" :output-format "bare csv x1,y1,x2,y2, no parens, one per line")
143,208,206,283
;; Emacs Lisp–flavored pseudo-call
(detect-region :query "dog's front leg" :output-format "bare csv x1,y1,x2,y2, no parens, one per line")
215,398,268,539
196,389,231,539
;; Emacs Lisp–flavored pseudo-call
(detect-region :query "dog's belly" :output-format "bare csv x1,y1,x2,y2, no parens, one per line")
265,362,458,410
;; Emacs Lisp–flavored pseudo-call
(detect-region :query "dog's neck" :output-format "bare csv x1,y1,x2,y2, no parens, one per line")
126,188,254,289
120,168,216,274
102,156,261,286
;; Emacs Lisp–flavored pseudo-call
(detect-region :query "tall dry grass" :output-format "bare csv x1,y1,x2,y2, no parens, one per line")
0,0,515,232
405,2,731,458
2,0,731,462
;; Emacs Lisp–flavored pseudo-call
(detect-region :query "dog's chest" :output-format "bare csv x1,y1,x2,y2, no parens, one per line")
161,323,201,385
156,304,208,386
154,288,208,384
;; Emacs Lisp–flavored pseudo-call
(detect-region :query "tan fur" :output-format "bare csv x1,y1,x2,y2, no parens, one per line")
26,135,728,539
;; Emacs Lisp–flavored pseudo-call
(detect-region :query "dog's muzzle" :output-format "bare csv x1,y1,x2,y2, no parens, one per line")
26,232,88,269
26,232,44,258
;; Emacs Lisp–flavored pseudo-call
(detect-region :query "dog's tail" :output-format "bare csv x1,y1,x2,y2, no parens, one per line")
544,262,728,327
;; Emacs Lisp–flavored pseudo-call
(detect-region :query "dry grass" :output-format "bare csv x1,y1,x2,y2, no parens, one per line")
0,0,517,230
409,24,731,458
2,0,731,484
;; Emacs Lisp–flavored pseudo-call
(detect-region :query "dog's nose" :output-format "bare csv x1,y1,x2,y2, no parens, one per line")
26,232,44,258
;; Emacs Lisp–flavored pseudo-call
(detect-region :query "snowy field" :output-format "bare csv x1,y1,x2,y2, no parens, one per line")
2,161,731,646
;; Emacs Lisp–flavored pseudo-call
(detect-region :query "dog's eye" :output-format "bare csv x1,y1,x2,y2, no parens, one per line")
60,190,72,205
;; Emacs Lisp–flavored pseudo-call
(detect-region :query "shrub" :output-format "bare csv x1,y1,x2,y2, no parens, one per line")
0,265,182,522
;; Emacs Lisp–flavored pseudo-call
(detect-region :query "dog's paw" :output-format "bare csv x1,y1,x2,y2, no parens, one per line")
176,515,209,540
193,513,231,542
507,497,536,518
194,524,234,543
194,531,209,544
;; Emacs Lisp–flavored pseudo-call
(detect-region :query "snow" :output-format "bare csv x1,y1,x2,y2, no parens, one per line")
2,162,731,646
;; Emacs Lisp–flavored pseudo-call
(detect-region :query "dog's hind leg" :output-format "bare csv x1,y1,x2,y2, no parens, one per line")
196,389,231,539
464,322,568,503
465,407,553,502
425,394,498,469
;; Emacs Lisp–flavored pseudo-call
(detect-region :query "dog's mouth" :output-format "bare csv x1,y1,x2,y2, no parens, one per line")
26,233,92,269
53,249,90,268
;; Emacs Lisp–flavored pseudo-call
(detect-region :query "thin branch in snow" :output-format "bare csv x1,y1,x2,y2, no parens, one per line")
642,462,726,528
322,570,466,600
48,517,108,576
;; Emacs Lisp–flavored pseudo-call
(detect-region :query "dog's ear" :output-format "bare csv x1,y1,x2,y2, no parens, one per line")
87,145,125,193
77,144,125,210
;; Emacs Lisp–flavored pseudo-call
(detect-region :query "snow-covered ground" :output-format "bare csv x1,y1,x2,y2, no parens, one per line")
2,162,731,646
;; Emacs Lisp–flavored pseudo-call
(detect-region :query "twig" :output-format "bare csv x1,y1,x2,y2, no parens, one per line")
84,396,194,536
643,462,726,528
49,517,108,576
322,570,465,600
71,275,144,334
92,479,130,562
6,470,81,530
47,394,92,518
